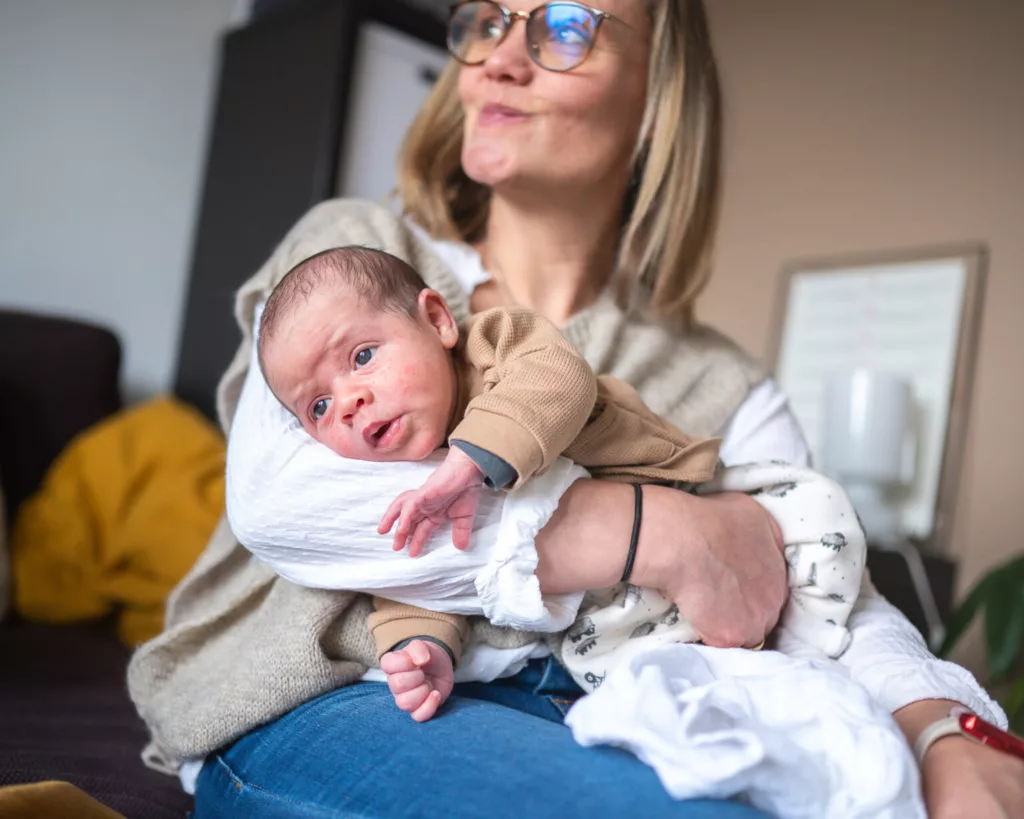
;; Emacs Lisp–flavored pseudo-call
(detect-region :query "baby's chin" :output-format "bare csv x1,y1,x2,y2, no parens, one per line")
324,430,444,463
399,429,447,462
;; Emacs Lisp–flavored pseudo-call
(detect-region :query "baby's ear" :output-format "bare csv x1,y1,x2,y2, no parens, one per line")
418,289,459,349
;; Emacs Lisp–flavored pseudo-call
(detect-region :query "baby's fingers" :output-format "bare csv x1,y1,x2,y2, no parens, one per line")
410,689,443,722
407,517,438,559
452,516,473,551
378,498,404,536
391,508,420,553
448,489,479,551
403,639,432,667
380,650,417,675
386,668,427,696
393,683,431,715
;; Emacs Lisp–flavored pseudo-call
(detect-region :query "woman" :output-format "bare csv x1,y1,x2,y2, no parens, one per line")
129,1,1022,816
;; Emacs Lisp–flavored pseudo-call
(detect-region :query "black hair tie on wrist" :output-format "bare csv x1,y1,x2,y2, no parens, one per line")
621,483,643,583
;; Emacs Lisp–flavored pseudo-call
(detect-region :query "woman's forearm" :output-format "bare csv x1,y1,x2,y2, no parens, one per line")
534,479,636,594
534,480,788,648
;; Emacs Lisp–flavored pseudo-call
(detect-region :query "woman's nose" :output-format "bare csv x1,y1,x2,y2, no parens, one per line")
483,16,534,84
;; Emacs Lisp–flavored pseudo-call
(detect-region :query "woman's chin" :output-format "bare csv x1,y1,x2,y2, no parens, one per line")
461,145,523,188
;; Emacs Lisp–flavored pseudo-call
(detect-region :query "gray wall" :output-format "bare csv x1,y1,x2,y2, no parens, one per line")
0,0,237,398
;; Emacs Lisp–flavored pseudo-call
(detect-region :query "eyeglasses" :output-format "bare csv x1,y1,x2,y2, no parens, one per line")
447,1,625,73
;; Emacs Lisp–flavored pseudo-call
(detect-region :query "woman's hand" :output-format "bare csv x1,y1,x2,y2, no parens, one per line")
923,737,1024,818
535,482,788,649
896,699,1024,818
634,488,788,649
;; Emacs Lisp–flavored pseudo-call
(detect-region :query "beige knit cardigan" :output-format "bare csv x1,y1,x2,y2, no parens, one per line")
127,199,764,773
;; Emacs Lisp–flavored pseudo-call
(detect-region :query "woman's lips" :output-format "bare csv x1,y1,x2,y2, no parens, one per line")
478,103,530,127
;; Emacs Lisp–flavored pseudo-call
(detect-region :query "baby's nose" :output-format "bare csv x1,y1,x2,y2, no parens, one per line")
339,388,372,422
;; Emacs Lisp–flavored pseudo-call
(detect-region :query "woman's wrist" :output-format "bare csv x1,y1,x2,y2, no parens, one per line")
893,699,968,749
534,479,638,594
533,480,692,595
621,484,695,590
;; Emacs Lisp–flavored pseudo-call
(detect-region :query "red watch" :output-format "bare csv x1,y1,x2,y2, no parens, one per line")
914,706,1024,764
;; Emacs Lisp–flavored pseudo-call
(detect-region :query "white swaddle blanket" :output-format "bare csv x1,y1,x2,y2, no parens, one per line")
226,305,587,636
566,644,926,819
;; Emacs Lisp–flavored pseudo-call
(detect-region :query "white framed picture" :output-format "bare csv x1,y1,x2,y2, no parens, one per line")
769,245,987,554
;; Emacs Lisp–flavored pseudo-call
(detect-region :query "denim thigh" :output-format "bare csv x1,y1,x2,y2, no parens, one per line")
194,666,772,819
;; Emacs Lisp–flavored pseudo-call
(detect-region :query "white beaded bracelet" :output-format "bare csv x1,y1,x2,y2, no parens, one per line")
913,706,972,766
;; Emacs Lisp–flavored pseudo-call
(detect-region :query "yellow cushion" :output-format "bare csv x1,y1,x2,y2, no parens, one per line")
11,397,225,644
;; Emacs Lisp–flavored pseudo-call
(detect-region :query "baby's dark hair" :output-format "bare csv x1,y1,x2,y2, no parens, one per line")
258,246,428,366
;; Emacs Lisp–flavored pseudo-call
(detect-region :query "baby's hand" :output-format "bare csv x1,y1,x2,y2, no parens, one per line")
380,639,455,722
378,447,484,557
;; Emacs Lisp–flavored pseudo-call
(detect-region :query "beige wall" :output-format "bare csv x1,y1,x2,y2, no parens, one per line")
701,0,1024,615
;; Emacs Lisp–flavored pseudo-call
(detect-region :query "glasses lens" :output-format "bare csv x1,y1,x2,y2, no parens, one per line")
448,2,507,65
527,3,598,71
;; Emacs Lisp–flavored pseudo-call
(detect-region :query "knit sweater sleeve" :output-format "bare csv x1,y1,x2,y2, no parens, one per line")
368,597,469,667
450,307,598,489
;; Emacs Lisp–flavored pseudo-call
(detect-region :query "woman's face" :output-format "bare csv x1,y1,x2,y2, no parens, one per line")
458,1,650,199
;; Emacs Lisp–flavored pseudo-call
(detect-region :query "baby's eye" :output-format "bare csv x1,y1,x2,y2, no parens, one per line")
311,397,331,422
354,347,376,368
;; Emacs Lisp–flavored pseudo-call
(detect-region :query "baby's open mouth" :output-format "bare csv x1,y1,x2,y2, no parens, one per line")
364,419,396,448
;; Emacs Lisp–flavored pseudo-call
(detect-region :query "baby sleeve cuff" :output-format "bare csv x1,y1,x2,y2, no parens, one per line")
368,604,469,667
450,410,543,489
451,440,519,490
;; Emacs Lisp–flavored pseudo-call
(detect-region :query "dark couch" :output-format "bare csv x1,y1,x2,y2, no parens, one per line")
0,310,193,818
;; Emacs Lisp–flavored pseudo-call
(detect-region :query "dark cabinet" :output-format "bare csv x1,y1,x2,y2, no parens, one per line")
174,1,445,420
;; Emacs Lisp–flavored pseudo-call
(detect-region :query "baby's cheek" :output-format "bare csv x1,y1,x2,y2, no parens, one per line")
317,426,358,460
397,361,450,450
321,433,352,459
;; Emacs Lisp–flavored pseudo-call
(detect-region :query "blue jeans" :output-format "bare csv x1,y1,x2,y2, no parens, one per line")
194,657,772,818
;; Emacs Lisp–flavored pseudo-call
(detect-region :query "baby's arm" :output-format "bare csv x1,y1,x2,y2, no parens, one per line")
564,376,722,485
370,597,468,721
449,307,598,487
701,463,866,657
380,307,598,554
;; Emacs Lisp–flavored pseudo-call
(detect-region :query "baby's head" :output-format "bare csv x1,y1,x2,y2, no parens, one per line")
258,246,461,462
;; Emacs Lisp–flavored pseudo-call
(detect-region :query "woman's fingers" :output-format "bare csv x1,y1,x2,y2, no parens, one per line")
636,489,786,649
687,493,787,646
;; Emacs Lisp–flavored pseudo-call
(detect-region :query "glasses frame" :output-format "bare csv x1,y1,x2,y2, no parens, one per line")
447,0,625,73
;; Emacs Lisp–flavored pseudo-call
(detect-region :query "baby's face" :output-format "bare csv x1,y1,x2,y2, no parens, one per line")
262,284,460,462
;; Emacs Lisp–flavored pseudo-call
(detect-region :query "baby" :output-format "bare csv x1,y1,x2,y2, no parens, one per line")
257,246,866,721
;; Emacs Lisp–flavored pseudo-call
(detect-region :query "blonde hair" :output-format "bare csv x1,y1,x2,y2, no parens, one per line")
397,0,722,326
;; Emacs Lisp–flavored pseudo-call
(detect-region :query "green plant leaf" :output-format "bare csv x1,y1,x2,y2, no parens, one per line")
983,568,1024,680
939,571,997,657
940,555,1024,657
1007,676,1024,735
